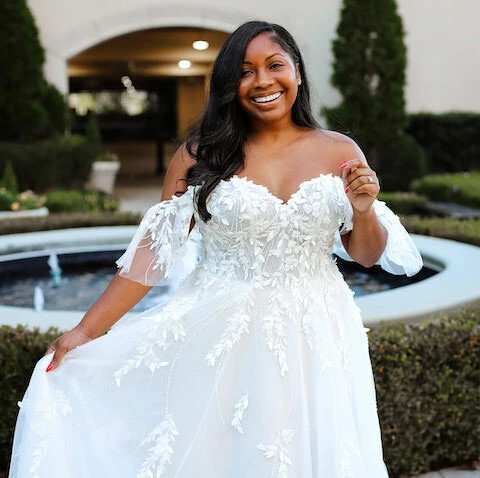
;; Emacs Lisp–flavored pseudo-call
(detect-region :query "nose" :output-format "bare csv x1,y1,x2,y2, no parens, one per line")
255,68,273,88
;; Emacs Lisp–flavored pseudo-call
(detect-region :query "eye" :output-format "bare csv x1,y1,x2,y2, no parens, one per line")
270,62,284,70
241,70,253,77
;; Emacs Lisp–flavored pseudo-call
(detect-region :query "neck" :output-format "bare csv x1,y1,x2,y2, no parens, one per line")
248,117,300,144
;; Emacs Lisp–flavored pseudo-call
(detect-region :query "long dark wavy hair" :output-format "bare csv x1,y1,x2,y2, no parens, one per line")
186,20,319,221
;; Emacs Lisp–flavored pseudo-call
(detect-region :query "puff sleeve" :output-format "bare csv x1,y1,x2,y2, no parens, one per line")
116,186,195,286
334,199,423,277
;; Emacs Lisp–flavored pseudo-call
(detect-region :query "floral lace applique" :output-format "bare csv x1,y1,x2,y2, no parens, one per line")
257,428,296,478
205,309,251,367
114,300,190,386
340,438,361,478
137,414,178,478
28,389,72,477
231,393,249,434
116,187,195,286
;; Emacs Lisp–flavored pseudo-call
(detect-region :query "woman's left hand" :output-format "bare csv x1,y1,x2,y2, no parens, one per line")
341,158,379,213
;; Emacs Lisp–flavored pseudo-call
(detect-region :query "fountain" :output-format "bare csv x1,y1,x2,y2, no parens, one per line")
33,286,44,312
0,226,479,330
47,253,62,288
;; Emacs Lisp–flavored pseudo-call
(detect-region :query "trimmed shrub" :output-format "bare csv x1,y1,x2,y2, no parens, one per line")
0,1,66,141
45,189,119,213
0,192,17,211
407,112,480,173
371,309,480,476
0,135,96,192
0,212,141,236
410,172,480,208
45,190,84,213
378,191,428,215
376,134,427,191
0,162,19,194
0,325,62,471
400,216,480,247
323,0,408,171
0,310,479,475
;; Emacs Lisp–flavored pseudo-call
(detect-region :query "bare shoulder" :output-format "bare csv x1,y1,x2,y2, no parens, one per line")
161,143,196,200
317,129,367,167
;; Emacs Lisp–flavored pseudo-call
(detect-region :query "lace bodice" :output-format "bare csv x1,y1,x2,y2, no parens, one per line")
195,175,350,287
117,174,422,286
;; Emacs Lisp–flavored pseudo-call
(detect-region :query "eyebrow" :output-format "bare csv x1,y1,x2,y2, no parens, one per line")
242,53,287,65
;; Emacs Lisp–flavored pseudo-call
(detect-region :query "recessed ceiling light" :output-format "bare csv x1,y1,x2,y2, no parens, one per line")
178,59,192,69
192,40,209,50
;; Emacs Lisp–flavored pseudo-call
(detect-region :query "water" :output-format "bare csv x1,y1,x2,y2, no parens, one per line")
0,250,437,312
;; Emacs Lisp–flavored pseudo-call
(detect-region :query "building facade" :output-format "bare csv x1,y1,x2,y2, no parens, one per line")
28,0,480,116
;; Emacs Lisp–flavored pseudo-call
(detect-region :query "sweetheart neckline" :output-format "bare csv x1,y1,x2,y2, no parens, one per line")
220,173,343,206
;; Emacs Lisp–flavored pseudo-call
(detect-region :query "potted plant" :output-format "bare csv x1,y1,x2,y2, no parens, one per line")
89,152,120,194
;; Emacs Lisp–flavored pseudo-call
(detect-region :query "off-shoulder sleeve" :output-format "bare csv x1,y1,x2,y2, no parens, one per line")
116,187,195,285
334,199,423,276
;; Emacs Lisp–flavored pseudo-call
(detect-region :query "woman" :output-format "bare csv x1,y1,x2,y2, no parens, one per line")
9,21,422,477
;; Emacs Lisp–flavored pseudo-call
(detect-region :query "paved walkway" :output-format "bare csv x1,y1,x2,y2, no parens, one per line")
114,176,164,214
113,179,480,478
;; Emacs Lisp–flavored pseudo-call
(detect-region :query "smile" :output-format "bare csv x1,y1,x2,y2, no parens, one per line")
251,92,282,103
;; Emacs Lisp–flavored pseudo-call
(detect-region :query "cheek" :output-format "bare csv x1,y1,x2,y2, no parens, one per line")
238,85,252,106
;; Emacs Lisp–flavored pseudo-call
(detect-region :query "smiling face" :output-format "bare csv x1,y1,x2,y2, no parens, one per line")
238,31,301,127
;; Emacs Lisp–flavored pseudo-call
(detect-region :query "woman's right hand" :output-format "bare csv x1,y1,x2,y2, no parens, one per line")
44,324,94,372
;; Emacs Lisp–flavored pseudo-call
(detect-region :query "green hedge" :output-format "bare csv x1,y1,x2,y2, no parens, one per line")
378,191,428,215
400,216,480,247
408,112,480,173
45,189,119,213
411,172,480,209
0,135,96,192
375,134,428,192
0,326,61,471
371,309,480,476
1,310,479,475
0,211,141,236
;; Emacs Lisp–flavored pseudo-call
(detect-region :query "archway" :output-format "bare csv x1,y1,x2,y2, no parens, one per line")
67,27,229,180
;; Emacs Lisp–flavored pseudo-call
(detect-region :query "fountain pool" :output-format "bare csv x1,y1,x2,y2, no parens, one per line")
0,227,479,330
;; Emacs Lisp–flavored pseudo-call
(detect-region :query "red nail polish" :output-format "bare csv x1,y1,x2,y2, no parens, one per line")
345,185,349,193
340,162,348,169
46,363,53,373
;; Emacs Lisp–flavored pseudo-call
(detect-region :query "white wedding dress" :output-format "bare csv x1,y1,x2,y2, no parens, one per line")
9,174,422,478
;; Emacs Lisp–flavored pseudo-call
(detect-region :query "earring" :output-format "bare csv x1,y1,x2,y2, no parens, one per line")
297,79,302,86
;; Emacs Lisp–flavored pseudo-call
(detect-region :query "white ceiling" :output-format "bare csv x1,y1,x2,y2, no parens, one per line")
68,27,229,78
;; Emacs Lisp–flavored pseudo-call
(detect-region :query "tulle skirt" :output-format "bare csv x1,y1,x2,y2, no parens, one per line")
9,269,389,478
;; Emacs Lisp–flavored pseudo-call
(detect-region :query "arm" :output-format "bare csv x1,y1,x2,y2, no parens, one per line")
339,147,387,268
45,144,195,371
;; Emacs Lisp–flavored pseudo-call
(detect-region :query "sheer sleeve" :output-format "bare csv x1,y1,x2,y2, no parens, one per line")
334,199,423,276
116,186,195,286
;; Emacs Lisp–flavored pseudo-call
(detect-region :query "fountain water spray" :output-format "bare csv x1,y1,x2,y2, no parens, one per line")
48,253,62,288
34,286,44,312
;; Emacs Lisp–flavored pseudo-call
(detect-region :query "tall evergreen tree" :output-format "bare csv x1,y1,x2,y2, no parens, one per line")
324,0,408,168
0,0,66,141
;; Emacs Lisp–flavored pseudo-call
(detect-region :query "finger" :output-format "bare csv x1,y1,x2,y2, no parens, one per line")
349,184,378,198
46,346,66,373
347,171,378,190
340,158,368,175
44,343,56,357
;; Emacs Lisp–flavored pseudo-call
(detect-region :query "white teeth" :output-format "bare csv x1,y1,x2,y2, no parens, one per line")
252,92,282,103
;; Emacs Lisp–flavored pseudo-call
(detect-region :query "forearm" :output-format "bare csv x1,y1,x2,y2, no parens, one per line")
344,208,387,267
75,272,152,339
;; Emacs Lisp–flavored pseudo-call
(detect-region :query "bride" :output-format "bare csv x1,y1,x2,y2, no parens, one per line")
9,20,422,477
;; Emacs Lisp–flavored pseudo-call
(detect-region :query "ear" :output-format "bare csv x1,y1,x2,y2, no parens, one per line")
296,64,302,86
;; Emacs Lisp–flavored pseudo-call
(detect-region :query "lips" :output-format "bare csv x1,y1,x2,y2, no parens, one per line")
251,92,283,103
